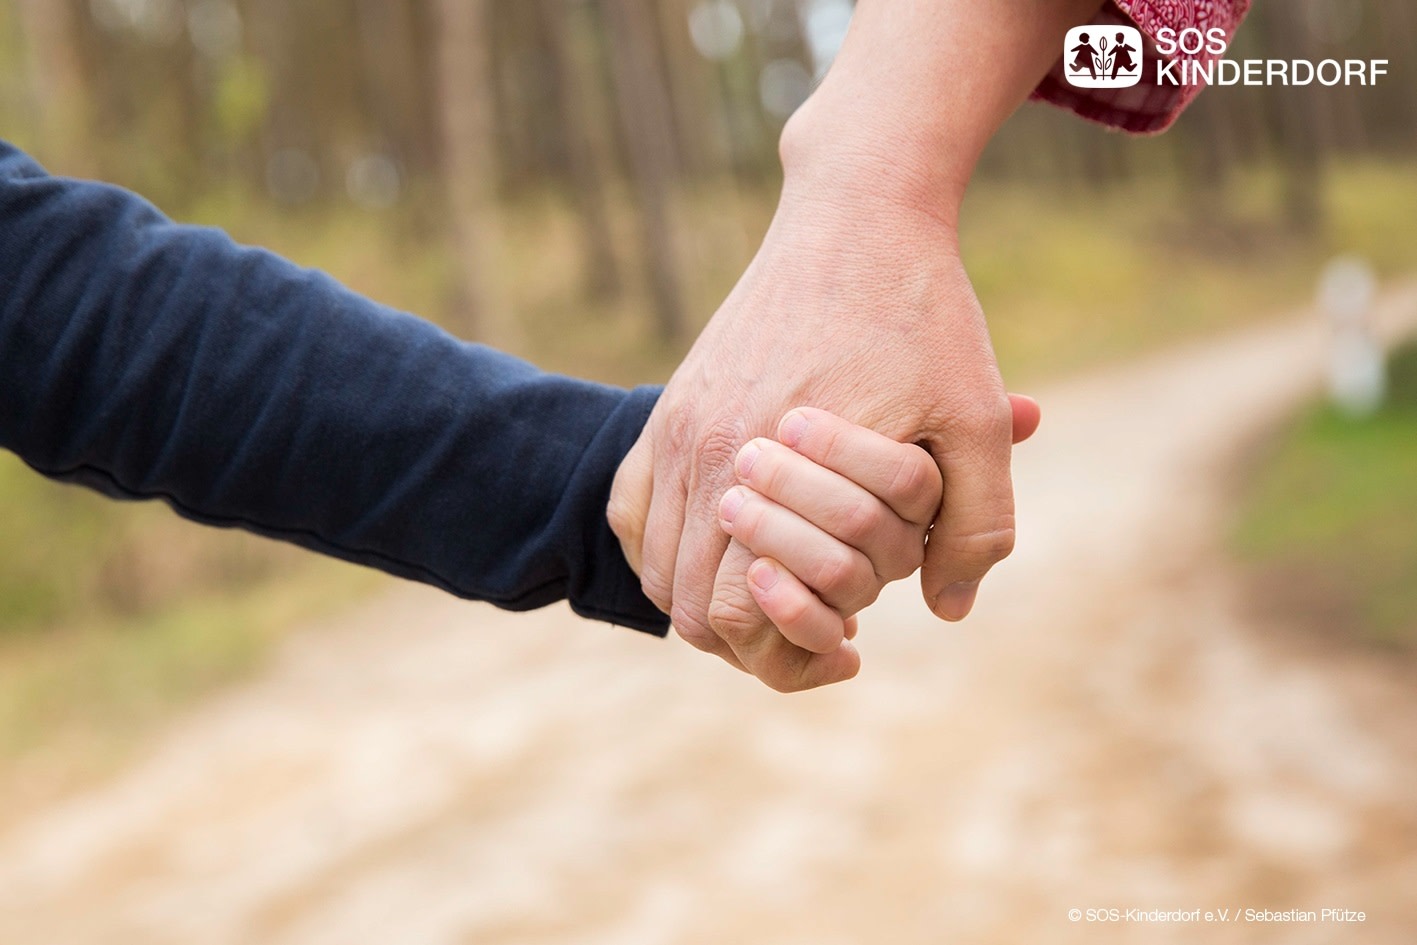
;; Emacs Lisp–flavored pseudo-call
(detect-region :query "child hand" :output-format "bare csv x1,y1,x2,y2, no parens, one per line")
716,407,944,654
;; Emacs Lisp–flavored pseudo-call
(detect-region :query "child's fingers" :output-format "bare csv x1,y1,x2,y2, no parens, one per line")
746,557,849,655
777,408,943,526
735,437,925,580
708,540,861,688
720,486,879,614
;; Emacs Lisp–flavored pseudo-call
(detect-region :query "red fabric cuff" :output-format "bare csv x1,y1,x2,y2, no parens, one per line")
1031,0,1253,135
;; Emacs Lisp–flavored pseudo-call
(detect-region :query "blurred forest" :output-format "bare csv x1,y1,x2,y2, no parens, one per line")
0,0,1415,774
2,0,1415,352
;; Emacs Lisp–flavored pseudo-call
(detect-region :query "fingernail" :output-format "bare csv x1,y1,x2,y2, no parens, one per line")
719,487,746,524
933,581,980,621
779,410,809,448
749,559,779,590
736,441,761,478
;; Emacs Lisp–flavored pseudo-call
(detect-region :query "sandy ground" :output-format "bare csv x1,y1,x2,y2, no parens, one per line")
2,287,1416,945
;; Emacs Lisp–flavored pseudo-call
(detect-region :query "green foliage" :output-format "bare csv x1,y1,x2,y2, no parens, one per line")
214,55,270,146
1232,341,1417,650
0,453,125,630
0,451,324,637
1326,164,1417,275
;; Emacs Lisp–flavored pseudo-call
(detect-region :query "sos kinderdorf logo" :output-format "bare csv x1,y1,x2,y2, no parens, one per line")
1064,25,1390,89
1064,26,1143,88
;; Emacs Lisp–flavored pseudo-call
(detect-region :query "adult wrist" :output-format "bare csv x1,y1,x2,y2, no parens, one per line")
777,89,974,231
776,0,1108,227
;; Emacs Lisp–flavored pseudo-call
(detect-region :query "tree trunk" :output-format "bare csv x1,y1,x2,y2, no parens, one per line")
14,0,96,176
1175,91,1234,225
433,0,509,343
538,0,622,298
1262,6,1328,234
601,0,687,343
1375,0,1416,148
354,0,439,176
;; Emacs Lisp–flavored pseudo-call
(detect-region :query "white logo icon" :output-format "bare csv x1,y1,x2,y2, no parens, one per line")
1064,25,1143,89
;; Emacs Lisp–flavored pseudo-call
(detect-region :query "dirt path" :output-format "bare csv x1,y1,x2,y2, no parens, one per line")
3,288,1416,945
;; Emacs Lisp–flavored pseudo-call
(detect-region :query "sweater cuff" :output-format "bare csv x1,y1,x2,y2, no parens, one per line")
566,384,669,636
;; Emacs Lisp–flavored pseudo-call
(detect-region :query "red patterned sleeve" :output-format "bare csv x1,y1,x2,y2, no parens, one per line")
1032,0,1252,134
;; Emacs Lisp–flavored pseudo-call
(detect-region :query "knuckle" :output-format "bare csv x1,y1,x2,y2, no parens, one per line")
887,449,929,503
639,563,673,612
748,442,786,494
659,397,696,461
657,397,750,474
730,493,766,544
706,593,768,647
654,402,688,464
671,605,721,653
815,421,849,466
812,546,870,599
880,547,923,583
937,524,1017,565
605,492,640,545
770,589,812,629
838,495,884,545
943,393,1013,444
699,416,751,478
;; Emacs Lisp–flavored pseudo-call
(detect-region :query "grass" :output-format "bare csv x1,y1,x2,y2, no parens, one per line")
1231,342,1417,651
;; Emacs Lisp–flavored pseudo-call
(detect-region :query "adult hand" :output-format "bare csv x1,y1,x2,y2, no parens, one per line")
712,401,1040,678
609,173,1025,690
608,0,1095,691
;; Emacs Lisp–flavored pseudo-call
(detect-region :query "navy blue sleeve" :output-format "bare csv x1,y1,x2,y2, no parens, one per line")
0,141,668,635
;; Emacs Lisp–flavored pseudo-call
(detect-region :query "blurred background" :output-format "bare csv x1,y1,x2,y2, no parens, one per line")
0,1,1415,942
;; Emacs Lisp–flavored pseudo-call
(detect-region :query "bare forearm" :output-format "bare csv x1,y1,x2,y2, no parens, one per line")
781,0,1104,224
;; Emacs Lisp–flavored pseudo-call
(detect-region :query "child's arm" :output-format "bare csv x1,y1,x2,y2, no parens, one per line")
717,407,944,655
0,140,667,635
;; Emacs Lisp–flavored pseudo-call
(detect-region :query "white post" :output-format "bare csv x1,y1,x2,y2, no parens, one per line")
1319,255,1383,417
